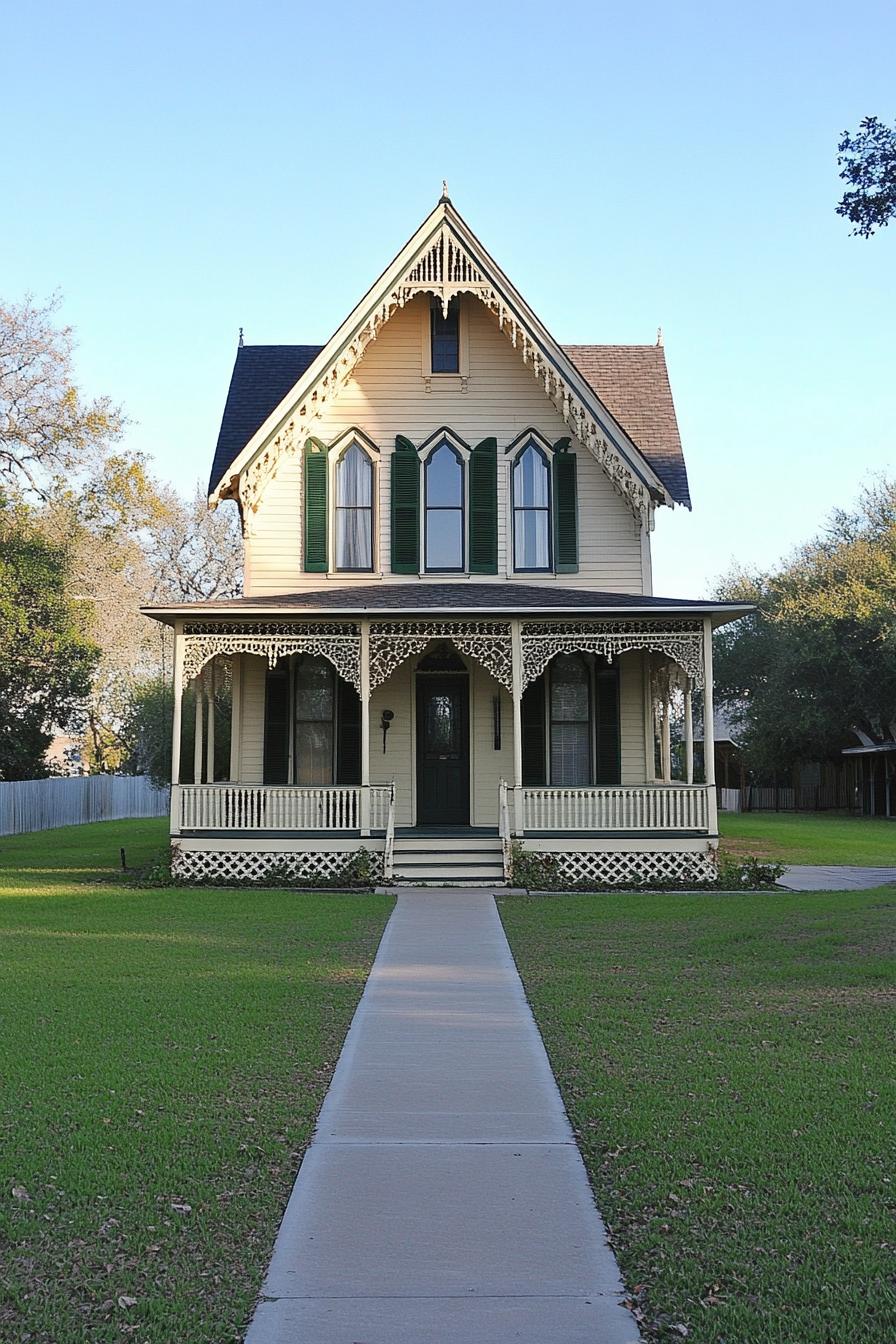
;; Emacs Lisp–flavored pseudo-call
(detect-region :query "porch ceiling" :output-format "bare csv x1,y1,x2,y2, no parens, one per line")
142,582,752,628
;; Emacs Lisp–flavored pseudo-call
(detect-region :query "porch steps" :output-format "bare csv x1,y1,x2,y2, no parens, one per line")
391,834,505,886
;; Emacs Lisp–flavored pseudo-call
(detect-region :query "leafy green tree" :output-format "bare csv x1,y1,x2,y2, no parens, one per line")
124,675,230,788
837,116,896,238
0,503,99,779
714,480,896,775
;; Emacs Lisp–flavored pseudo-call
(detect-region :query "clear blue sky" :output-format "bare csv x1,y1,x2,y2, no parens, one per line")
5,0,894,597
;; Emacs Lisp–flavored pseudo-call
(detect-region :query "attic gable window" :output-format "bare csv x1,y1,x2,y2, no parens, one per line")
430,296,460,373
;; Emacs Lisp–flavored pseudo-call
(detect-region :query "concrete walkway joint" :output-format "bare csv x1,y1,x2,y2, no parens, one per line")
245,889,640,1343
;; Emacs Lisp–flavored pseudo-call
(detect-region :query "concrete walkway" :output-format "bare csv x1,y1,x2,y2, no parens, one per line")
246,890,640,1344
779,865,896,891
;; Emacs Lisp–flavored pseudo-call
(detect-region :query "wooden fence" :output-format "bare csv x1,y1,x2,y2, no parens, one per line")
718,781,857,814
0,776,169,836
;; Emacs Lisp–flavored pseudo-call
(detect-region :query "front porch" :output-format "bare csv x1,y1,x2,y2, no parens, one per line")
149,591,740,886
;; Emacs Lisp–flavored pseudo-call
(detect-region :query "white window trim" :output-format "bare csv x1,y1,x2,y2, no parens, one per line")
421,294,470,392
326,430,381,579
506,430,556,576
419,432,470,576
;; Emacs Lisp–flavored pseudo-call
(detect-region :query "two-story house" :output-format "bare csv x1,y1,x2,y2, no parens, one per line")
144,193,748,886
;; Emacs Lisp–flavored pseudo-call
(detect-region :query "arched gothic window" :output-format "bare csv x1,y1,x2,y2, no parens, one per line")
424,442,464,571
513,442,551,571
335,443,373,570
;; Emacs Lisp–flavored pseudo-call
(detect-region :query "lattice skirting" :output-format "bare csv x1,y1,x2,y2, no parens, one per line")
172,846,383,886
523,848,718,889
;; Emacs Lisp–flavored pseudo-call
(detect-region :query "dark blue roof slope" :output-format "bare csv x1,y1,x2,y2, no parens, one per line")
208,344,323,495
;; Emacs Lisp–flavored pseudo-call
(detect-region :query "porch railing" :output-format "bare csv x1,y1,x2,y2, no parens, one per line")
516,784,710,833
174,784,392,833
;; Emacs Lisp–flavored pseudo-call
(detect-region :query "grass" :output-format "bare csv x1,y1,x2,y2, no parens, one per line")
720,811,896,866
0,818,392,1343
500,890,896,1343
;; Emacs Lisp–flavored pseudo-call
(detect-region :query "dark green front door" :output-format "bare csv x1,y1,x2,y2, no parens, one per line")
416,675,470,826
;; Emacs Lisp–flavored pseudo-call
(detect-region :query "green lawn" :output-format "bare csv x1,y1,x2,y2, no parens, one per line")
720,810,896,866
0,819,392,1343
501,890,896,1343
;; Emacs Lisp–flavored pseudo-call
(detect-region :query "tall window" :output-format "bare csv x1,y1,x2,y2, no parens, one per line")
430,296,460,372
294,656,335,784
335,442,373,570
425,442,464,570
513,443,551,571
550,654,592,785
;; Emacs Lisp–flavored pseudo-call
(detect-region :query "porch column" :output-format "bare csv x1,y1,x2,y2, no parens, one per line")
229,655,242,782
684,679,694,785
511,619,524,835
193,666,205,784
359,620,371,837
661,694,672,783
205,659,216,784
170,623,184,835
703,616,719,834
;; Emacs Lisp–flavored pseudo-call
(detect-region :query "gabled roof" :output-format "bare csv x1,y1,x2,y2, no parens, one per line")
209,338,689,506
208,345,322,495
208,196,683,523
564,345,690,508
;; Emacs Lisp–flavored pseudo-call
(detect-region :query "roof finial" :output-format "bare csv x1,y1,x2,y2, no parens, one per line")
440,179,450,203
656,326,663,347
238,326,244,347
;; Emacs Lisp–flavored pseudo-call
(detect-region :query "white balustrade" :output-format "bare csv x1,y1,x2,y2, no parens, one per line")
518,785,709,833
175,784,392,833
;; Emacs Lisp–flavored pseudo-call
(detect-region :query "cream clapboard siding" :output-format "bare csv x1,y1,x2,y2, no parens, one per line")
242,295,646,596
234,649,648,803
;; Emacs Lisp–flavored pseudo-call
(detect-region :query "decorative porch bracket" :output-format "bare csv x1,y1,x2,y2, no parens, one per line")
368,620,514,692
520,620,705,689
181,621,362,693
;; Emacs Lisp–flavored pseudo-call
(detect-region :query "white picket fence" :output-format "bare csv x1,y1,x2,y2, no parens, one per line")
0,776,169,836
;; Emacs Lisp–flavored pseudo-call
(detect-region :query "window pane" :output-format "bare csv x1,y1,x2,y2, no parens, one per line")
337,507,372,569
514,510,550,569
426,509,463,569
336,443,372,505
295,657,334,721
514,445,549,506
551,722,591,785
431,297,459,373
294,722,334,784
551,655,589,721
426,443,463,505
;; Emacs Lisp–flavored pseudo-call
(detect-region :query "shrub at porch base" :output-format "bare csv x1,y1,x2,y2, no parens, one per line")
510,842,784,892
161,844,383,889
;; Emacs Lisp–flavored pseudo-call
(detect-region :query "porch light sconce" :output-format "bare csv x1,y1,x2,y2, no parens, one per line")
493,696,501,750
380,709,394,753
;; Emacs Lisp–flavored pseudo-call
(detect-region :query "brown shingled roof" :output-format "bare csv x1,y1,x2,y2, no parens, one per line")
563,344,691,508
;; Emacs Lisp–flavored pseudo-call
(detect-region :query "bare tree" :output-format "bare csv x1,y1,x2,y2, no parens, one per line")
0,294,124,498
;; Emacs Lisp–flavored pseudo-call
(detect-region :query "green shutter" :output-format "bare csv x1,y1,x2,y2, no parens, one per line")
263,664,290,784
336,677,361,785
391,435,420,574
468,436,498,573
595,661,621,785
303,438,328,572
553,443,578,573
521,674,547,785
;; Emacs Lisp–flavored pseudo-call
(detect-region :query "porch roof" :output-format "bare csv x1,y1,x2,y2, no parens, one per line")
143,582,752,627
